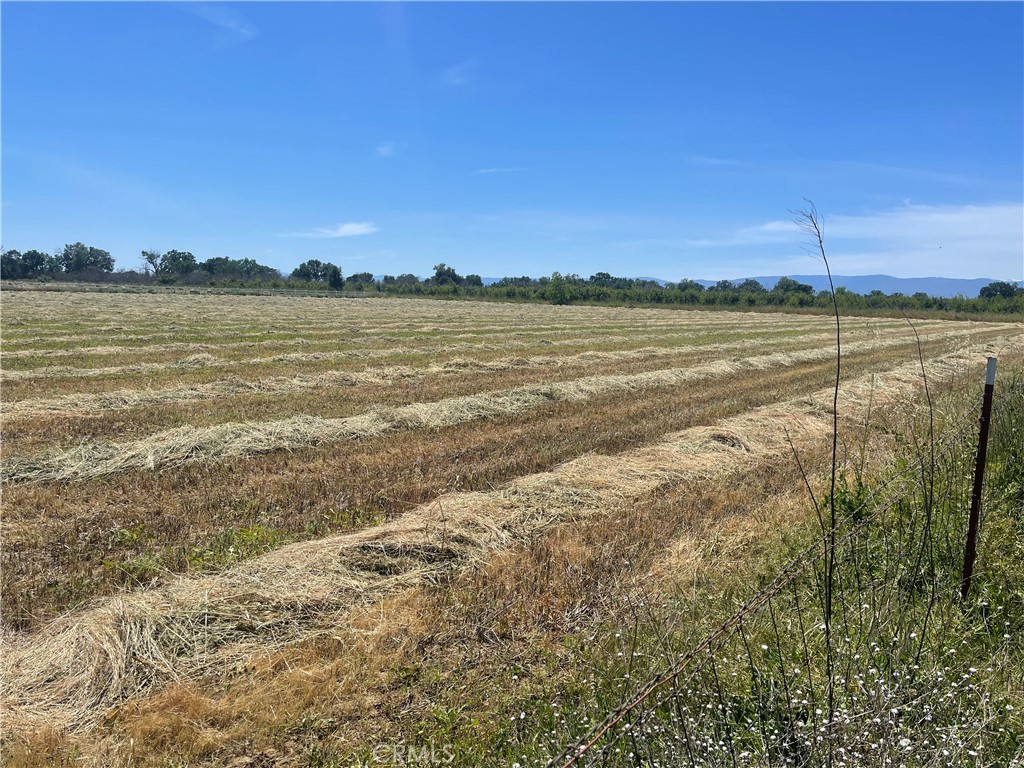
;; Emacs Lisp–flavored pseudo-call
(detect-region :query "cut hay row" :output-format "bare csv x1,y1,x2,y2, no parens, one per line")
4,309,840,336
0,316,926,361
2,352,231,382
2,328,1003,484
0,322,860,382
0,313,858,352
1,319,992,383
4,292,931,346
0,336,321,360
0,340,1000,733
0,320,815,367
3,293,844,331
0,301,790,335
1,328,907,418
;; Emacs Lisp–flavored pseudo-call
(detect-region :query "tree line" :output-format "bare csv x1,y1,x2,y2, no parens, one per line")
2,245,1021,315
0,243,115,281
400,268,1023,315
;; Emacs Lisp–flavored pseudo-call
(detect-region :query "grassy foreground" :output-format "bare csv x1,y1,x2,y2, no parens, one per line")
277,366,1019,768
514,368,1024,767
7,364,1020,767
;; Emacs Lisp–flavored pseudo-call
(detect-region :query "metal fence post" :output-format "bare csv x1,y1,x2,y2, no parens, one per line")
960,356,997,602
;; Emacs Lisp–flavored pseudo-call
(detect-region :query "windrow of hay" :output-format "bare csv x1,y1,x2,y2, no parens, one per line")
0,317,941,372
1,314,838,349
1,353,224,383
0,333,722,382
0,318,894,381
3,293,861,344
2,327,911,418
0,337,323,360
0,310,831,351
0,341,1002,733
1,328,997,483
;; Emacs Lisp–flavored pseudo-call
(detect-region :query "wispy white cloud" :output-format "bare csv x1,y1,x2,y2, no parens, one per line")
282,221,379,239
475,167,523,175
440,59,476,87
187,4,258,43
683,202,1024,279
376,142,398,158
827,202,1021,244
683,219,799,248
825,202,1023,279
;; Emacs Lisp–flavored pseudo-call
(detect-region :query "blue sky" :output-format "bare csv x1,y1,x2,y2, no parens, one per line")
3,2,1022,281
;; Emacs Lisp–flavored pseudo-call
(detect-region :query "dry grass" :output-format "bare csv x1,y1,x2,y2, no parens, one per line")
0,322,850,381
0,431,934,766
1,332,853,417
2,326,1014,630
2,293,1019,766
0,328,953,456
2,314,833,348
0,340,1004,737
3,344,941,630
3,327,999,484
2,290,858,334
0,323,921,409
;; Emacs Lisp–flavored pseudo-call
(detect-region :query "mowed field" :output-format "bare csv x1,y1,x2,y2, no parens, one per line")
1,290,1021,765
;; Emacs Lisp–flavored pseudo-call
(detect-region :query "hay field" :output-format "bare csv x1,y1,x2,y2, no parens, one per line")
1,290,1020,766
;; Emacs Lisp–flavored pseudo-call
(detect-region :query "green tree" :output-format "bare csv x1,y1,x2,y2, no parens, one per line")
159,250,198,275
1,250,24,279
234,258,279,280
546,271,571,305
464,274,484,287
23,250,56,277
326,264,344,289
59,242,114,274
140,249,197,279
142,250,161,275
200,256,235,276
291,259,329,281
736,278,766,293
773,276,814,295
431,263,463,286
979,281,1021,299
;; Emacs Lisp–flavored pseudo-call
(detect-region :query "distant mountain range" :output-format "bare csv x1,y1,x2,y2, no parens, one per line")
626,274,1020,298
693,275,1022,298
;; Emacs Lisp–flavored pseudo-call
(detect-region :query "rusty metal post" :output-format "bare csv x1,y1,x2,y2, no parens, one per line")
960,357,997,602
